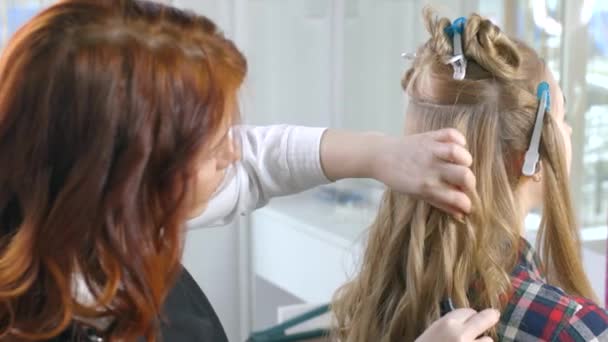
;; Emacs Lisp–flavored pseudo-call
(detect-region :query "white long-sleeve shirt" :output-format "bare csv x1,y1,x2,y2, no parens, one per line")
188,125,331,228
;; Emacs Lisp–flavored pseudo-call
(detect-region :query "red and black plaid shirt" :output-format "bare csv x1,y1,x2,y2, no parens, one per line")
497,239,608,341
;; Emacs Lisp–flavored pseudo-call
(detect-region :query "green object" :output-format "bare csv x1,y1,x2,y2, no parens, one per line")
247,304,330,342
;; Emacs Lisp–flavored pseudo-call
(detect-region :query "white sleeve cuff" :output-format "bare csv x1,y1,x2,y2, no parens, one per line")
286,126,331,189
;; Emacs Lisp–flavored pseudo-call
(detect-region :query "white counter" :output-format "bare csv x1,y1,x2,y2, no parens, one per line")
251,187,370,303
252,188,606,304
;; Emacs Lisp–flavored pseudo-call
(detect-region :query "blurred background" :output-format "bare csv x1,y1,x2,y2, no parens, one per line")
2,1,607,341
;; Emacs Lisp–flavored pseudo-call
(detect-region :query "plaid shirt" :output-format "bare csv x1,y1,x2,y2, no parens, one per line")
498,239,608,341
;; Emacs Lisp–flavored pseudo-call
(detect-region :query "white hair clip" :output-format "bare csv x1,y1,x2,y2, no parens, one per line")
401,52,417,60
444,17,467,80
522,82,551,176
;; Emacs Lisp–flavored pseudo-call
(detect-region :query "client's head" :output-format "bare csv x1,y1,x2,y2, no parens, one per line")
333,10,594,342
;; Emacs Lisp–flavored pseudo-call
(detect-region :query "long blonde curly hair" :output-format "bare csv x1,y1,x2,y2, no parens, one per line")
332,10,597,342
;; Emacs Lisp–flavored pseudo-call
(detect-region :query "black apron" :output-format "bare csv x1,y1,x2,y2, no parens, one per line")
54,266,229,342
153,267,229,342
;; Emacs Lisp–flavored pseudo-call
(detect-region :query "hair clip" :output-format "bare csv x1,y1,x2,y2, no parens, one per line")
444,17,467,80
401,52,417,60
522,82,551,176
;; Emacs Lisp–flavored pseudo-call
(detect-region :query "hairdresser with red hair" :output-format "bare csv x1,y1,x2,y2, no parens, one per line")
0,0,497,341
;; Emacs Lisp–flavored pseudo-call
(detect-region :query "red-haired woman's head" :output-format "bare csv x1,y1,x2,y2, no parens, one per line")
0,0,246,340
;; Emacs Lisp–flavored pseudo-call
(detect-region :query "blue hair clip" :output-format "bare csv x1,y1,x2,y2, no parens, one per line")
522,82,551,176
536,81,551,109
444,17,467,80
444,17,466,37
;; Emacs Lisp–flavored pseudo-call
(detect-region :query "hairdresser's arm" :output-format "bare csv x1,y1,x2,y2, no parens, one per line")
189,125,474,228
416,309,500,342
320,128,474,218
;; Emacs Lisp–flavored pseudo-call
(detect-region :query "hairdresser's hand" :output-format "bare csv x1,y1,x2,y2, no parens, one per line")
321,128,475,219
372,129,475,219
415,309,500,342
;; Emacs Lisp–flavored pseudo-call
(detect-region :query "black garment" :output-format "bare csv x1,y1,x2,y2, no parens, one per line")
153,267,229,342
53,267,228,342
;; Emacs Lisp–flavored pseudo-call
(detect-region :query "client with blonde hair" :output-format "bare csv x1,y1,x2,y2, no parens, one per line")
333,11,608,342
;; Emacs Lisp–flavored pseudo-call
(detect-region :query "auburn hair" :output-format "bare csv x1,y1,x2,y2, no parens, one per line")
0,0,246,340
332,10,596,341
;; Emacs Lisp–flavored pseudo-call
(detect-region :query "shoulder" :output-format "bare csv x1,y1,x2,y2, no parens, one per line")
558,295,608,341
499,272,608,341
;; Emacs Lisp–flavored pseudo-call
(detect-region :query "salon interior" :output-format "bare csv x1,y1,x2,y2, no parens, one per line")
2,0,608,341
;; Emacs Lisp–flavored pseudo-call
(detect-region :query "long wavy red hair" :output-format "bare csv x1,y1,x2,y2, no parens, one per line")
0,0,246,340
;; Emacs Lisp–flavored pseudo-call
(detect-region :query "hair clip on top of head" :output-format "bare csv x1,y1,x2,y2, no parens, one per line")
444,17,467,80
522,82,551,176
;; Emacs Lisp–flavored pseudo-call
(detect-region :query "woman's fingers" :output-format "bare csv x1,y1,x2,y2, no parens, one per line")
438,163,476,194
426,183,472,216
433,140,473,167
463,309,501,340
432,128,467,147
369,129,477,217
441,308,479,322
475,337,494,342
428,131,476,216
416,308,498,342
426,200,466,220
